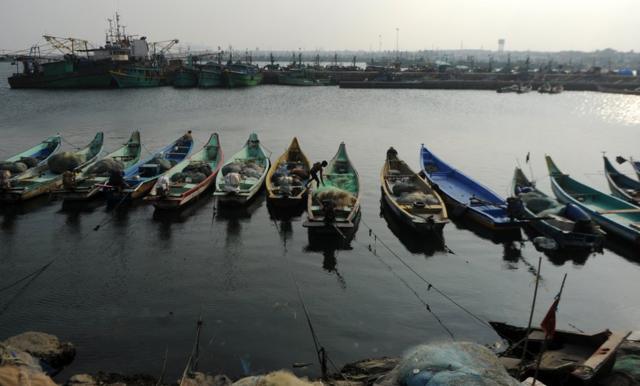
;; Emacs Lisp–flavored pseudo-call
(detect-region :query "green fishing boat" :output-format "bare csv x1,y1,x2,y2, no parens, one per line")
214,133,270,205
53,132,142,201
198,62,224,88
277,69,331,86
9,57,115,89
223,63,263,87
1,133,104,202
546,155,640,245
172,56,199,88
110,66,166,88
303,142,361,236
147,133,223,209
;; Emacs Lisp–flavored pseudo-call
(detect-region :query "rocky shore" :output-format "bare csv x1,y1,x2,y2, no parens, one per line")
1,332,639,386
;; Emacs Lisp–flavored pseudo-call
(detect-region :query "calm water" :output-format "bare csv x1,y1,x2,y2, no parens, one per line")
1,63,640,381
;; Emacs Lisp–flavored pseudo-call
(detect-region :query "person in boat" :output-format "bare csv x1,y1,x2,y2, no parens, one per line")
107,169,129,193
306,160,328,188
177,130,193,147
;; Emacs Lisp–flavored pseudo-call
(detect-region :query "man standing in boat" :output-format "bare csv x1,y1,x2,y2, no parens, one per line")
306,160,328,188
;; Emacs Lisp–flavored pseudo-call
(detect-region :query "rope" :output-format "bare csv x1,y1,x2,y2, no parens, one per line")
360,218,492,330
0,260,54,293
60,135,81,150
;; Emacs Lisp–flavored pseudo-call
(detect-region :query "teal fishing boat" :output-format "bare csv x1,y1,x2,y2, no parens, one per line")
546,155,640,245
277,69,331,86
214,133,270,205
1,133,104,202
223,63,263,87
303,142,360,235
604,156,640,205
147,133,223,209
53,132,142,201
198,62,224,88
173,56,199,88
1,135,62,180
110,66,165,88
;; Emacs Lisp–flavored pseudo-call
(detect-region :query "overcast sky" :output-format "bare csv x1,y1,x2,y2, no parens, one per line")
1,0,638,53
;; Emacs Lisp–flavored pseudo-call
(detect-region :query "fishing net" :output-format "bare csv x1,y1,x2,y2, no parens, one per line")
86,158,124,176
327,174,357,193
396,192,440,206
19,157,39,168
381,342,521,386
315,186,356,207
0,161,28,173
47,152,85,174
170,161,213,184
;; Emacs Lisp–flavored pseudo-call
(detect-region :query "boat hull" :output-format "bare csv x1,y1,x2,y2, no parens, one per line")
153,174,217,210
110,71,164,88
173,69,198,88
198,70,223,88
380,187,445,234
224,71,263,87
0,178,62,202
57,185,102,201
9,72,114,89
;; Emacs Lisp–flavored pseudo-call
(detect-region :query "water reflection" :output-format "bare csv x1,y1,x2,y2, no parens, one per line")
450,216,522,244
304,234,349,289
379,199,445,257
604,238,640,265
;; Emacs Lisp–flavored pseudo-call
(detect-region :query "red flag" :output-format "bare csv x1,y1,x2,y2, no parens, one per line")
540,298,559,339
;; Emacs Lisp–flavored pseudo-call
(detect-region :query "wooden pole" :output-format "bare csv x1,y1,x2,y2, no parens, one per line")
519,256,542,375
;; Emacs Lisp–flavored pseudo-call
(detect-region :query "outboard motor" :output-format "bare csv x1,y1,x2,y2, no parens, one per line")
506,197,525,220
321,199,337,224
564,203,596,233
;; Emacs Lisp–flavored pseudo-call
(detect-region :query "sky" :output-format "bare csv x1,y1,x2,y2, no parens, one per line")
1,0,638,53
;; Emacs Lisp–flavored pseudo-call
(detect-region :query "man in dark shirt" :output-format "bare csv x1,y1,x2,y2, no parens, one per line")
306,160,328,188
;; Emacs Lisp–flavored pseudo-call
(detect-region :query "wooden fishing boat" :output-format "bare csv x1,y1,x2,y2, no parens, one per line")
1,135,62,179
214,133,270,205
1,133,104,202
265,137,311,208
546,155,640,245
633,157,640,181
490,321,629,384
420,145,520,231
511,167,604,250
147,133,223,209
303,142,360,236
381,147,448,233
53,132,141,201
117,133,194,200
604,156,640,205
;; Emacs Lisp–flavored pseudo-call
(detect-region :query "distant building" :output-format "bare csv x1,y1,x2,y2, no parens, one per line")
498,39,505,53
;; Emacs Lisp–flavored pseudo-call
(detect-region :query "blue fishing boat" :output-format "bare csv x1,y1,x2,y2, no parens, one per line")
116,133,194,200
511,167,604,250
420,145,520,231
604,156,640,205
546,155,640,245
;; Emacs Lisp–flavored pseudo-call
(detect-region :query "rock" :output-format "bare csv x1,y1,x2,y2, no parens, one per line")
67,373,97,385
0,365,58,386
181,372,232,386
2,331,75,369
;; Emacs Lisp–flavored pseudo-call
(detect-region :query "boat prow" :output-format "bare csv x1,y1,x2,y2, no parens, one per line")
266,137,311,209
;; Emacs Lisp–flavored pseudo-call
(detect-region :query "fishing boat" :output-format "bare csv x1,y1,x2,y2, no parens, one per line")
546,155,640,245
198,62,224,88
381,147,448,233
1,133,104,202
147,133,223,209
214,133,270,205
117,133,194,200
420,145,520,231
265,137,311,208
1,135,62,179
511,167,604,250
110,66,166,88
516,84,532,94
223,63,263,87
303,142,360,236
496,84,519,93
53,132,141,201
491,321,629,384
603,156,640,205
596,85,640,95
277,69,331,86
172,56,199,88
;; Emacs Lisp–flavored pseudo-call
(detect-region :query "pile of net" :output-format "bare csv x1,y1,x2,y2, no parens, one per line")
47,152,86,174
376,342,521,386
170,161,213,184
0,157,39,174
517,191,563,216
222,160,265,180
390,178,440,206
85,158,124,176
315,186,356,207
139,156,175,177
271,163,307,194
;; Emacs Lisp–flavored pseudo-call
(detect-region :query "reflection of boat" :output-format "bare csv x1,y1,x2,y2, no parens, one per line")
491,321,629,385
546,155,640,246
266,137,311,209
304,142,360,237
379,198,445,256
119,133,193,200
381,147,448,234
214,133,270,205
511,167,604,251
1,133,104,202
54,131,141,201
597,85,640,95
603,156,640,205
1,135,61,179
420,145,521,232
147,133,223,209
450,214,521,244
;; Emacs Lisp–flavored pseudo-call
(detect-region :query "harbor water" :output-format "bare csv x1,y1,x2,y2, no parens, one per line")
0,62,639,381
